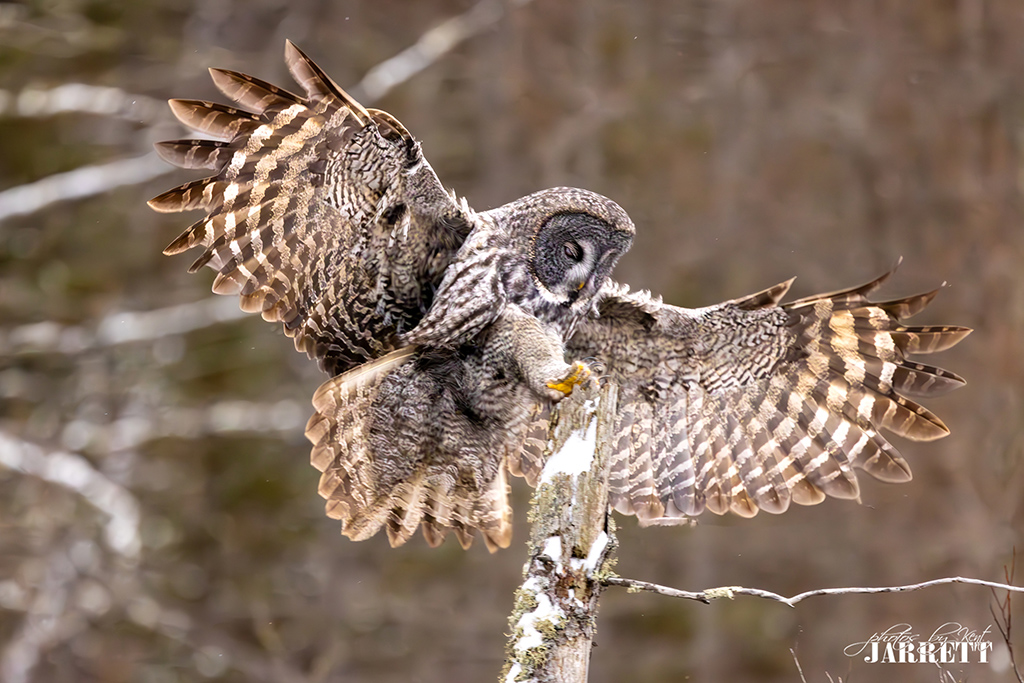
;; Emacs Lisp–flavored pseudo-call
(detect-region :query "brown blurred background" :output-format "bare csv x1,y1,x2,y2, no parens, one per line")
1,1,1021,681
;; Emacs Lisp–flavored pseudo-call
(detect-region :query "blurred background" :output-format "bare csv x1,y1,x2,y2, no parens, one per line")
1,0,1021,681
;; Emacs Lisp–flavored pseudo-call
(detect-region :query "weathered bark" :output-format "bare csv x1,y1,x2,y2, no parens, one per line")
501,383,618,683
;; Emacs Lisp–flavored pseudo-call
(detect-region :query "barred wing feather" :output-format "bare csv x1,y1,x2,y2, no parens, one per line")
562,265,970,523
150,41,471,375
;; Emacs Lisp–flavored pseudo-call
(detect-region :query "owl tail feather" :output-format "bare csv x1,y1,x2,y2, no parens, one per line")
305,347,514,552
506,403,552,487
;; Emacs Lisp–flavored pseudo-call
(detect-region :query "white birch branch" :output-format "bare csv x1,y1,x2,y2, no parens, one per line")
0,296,247,355
0,152,172,222
0,83,165,121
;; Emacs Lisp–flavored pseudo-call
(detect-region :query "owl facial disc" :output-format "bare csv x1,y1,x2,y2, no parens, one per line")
531,212,631,307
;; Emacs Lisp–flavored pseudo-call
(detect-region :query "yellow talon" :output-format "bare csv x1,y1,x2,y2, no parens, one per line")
546,361,589,396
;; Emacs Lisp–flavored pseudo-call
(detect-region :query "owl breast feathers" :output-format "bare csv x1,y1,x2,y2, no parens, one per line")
151,42,970,552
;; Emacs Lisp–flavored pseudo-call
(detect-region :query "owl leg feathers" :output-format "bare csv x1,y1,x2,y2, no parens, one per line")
493,304,597,402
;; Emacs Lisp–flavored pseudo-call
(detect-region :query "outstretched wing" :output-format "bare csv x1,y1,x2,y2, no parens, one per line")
557,264,971,523
149,41,472,375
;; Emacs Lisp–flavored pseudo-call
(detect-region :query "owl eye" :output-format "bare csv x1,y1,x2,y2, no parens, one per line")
563,241,583,262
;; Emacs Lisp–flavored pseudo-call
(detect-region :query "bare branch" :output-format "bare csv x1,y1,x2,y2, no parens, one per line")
111,399,309,447
0,296,248,355
2,395,304,457
0,152,172,222
0,83,166,121
603,575,1024,608
0,432,140,561
94,295,250,345
352,0,534,103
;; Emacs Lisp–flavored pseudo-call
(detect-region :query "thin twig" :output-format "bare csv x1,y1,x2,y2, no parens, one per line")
603,575,1024,608
790,647,807,683
990,549,1023,683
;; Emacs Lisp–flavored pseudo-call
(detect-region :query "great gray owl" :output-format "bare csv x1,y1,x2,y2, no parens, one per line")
150,42,970,552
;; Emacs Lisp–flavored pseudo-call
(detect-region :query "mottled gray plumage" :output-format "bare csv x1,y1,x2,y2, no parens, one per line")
152,43,970,552
307,188,633,551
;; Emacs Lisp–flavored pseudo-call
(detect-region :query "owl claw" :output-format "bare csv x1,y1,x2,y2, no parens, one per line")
546,361,592,398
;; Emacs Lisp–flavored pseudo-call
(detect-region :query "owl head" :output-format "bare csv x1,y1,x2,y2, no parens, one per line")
509,187,635,311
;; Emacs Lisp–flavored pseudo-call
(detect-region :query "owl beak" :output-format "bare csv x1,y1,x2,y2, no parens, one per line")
566,277,593,307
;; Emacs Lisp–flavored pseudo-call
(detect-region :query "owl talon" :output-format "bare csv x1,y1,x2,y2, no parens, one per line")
546,361,591,398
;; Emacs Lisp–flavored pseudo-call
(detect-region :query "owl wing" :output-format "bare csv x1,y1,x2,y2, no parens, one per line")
149,41,472,375
549,264,971,523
